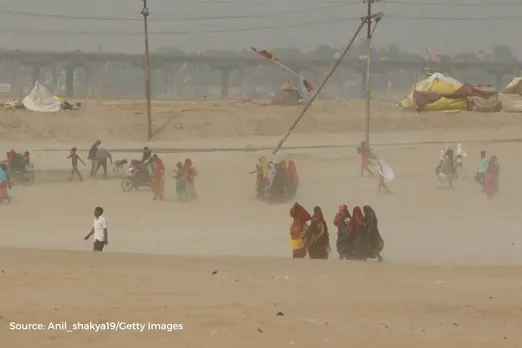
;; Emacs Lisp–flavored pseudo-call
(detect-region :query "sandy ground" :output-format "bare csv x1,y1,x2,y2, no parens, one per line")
1,99,522,346
2,249,522,348
2,98,522,142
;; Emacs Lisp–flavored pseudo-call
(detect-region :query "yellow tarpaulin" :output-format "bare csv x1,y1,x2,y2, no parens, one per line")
401,72,464,111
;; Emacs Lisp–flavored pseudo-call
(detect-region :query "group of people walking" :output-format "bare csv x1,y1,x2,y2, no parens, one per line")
289,202,384,261
436,143,500,198
141,147,198,202
255,157,299,202
174,158,198,202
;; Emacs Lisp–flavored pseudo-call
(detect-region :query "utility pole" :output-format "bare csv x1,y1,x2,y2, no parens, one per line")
364,0,378,148
141,0,153,141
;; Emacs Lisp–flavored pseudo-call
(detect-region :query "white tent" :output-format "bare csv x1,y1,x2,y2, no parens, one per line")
22,81,62,112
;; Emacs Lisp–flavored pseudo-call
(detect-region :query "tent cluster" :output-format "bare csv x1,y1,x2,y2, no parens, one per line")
399,73,501,112
1,81,81,112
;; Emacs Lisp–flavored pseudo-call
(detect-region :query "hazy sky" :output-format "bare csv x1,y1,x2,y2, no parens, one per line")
1,0,521,57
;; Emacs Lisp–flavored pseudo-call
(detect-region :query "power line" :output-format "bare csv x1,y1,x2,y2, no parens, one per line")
387,14,522,19
385,0,522,6
2,13,522,38
1,17,357,37
1,3,361,22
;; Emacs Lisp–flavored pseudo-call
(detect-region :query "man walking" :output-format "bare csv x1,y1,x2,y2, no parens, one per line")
95,147,112,179
88,140,101,178
475,150,488,188
84,206,108,252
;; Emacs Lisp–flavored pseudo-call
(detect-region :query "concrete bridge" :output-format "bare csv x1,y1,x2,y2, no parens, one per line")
1,49,520,98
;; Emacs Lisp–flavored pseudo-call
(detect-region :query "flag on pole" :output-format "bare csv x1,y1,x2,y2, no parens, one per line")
250,47,278,61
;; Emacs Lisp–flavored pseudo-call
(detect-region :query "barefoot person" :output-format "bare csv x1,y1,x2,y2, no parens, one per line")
84,207,108,252
67,147,86,182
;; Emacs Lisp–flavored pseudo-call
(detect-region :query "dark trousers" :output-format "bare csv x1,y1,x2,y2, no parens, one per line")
90,159,97,178
93,240,105,252
95,159,108,178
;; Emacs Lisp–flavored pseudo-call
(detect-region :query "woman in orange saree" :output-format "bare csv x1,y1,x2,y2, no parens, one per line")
289,202,312,258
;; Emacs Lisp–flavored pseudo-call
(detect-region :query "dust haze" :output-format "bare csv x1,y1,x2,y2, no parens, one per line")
1,1,522,347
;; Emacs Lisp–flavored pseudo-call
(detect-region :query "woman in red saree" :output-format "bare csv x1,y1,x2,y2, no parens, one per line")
289,202,312,258
483,155,499,199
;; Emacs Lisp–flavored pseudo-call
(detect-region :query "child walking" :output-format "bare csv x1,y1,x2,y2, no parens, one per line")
68,147,86,182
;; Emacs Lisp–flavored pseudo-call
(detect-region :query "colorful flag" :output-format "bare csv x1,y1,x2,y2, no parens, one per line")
250,47,278,61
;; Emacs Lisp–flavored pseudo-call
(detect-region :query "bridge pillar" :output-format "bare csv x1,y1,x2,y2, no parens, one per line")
9,61,24,96
64,65,75,97
219,68,231,99
30,63,42,85
495,74,503,91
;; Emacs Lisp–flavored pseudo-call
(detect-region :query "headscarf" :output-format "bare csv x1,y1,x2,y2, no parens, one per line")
259,157,269,178
287,160,298,183
313,206,325,224
334,204,349,227
95,140,101,145
350,206,364,233
363,205,377,228
487,155,499,175
290,202,312,222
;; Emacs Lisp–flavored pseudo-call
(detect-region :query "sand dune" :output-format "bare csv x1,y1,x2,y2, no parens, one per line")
2,99,522,346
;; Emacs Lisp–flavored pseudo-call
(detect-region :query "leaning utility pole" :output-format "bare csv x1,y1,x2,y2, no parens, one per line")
272,10,384,155
141,0,153,141
364,0,379,147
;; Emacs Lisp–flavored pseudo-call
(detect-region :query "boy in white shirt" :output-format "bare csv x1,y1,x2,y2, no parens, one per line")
84,207,108,252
